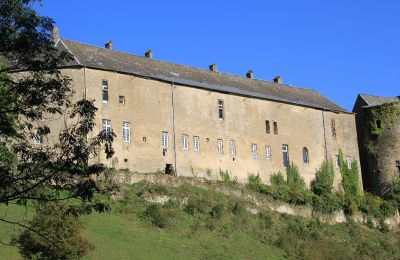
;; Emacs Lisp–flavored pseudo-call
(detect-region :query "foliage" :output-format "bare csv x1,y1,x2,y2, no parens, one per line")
286,163,306,192
311,160,335,196
339,150,361,198
218,169,237,185
15,203,90,259
387,177,400,209
143,204,167,228
270,171,285,186
246,173,263,191
210,203,224,219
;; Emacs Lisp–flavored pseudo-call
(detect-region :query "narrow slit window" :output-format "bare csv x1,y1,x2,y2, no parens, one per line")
102,80,109,103
193,136,200,152
273,121,278,135
218,100,224,120
331,119,336,139
229,140,236,156
335,155,340,168
303,147,309,164
251,144,258,159
217,139,223,154
182,134,189,151
265,120,270,134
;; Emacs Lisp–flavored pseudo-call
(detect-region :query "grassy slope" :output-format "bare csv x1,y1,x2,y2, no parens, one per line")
1,181,399,259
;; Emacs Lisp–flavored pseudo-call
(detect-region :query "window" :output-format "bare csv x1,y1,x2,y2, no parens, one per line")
346,156,352,169
303,147,309,164
193,136,200,152
162,132,169,149
273,121,278,135
182,134,189,151
102,80,109,103
229,140,236,156
218,100,224,120
102,119,111,137
282,144,289,167
122,122,131,142
335,155,340,168
34,129,43,144
265,145,271,159
217,139,223,154
265,120,271,134
251,144,258,159
376,120,381,129
331,119,336,139
119,95,125,105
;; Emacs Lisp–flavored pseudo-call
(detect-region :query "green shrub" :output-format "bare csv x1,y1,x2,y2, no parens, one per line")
210,204,224,219
339,150,361,197
286,163,306,192
219,169,237,185
144,204,167,228
270,172,285,186
184,198,208,215
247,174,263,191
387,178,400,209
16,203,90,259
311,160,334,196
312,193,341,214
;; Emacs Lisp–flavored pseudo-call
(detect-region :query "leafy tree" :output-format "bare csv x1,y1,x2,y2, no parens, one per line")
0,0,115,248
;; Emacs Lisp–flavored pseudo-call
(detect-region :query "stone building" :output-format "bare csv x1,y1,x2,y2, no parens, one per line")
45,31,360,189
353,94,400,195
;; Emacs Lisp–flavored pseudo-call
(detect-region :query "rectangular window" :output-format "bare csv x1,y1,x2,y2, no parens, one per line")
265,145,271,159
229,140,236,156
396,160,400,174
193,136,200,152
335,155,340,168
331,119,336,139
251,144,258,159
346,156,352,169
182,134,189,151
102,119,111,137
282,144,289,167
102,80,109,103
217,139,223,154
265,120,270,134
273,121,278,135
34,129,43,144
122,122,131,142
162,131,169,149
118,95,125,105
218,100,224,120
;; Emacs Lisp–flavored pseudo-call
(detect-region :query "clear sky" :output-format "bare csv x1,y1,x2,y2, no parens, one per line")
34,0,400,111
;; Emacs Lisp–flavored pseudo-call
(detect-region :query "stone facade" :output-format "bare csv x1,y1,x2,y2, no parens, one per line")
46,38,361,190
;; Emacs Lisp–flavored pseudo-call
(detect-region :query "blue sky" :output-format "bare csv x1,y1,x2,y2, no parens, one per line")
35,0,400,111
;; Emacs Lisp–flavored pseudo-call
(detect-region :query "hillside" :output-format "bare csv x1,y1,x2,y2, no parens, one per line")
1,179,400,259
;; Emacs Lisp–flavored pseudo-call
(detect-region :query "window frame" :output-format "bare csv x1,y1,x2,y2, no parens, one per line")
265,145,271,160
303,147,309,164
182,134,189,151
102,119,111,137
102,80,109,103
118,95,125,106
217,139,223,154
193,136,200,152
251,143,258,159
34,129,43,145
282,144,289,168
229,140,236,156
162,131,169,149
122,122,131,143
218,99,224,120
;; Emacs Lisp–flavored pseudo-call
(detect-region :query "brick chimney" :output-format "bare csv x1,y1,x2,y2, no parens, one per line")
105,41,112,49
145,50,153,59
246,70,254,79
209,64,217,72
51,26,59,42
273,76,283,84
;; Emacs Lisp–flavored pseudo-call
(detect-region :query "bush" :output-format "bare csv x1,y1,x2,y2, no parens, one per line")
387,178,400,209
311,160,334,196
210,204,224,219
270,172,285,186
219,169,237,185
16,203,90,260
312,193,341,214
247,174,263,191
144,204,167,228
286,163,306,192
184,198,208,215
339,150,361,197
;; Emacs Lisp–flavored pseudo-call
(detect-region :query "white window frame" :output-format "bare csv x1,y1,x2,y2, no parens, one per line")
182,134,189,151
193,136,200,152
162,131,169,149
251,144,258,159
122,122,131,143
102,80,109,103
217,139,223,154
229,140,236,156
346,156,352,169
34,129,43,144
102,119,111,136
265,145,271,160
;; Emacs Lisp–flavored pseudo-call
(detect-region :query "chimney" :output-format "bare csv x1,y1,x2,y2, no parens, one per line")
105,41,112,49
51,26,59,42
209,64,217,72
145,50,153,59
273,76,283,84
246,70,254,79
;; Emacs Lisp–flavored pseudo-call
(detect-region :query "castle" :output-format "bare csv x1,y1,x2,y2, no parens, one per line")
47,28,361,189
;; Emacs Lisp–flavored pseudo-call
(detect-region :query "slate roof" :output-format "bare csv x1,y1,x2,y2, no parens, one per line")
360,94,400,107
56,38,347,113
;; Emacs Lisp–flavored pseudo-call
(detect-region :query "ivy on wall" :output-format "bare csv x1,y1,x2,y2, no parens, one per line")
363,102,400,155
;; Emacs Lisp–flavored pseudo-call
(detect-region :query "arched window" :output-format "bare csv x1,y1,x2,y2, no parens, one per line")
303,147,309,164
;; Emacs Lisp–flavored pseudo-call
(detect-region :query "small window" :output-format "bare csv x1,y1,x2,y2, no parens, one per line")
376,120,381,129
102,80,109,103
273,121,278,135
34,129,43,144
265,145,271,160
193,136,200,152
162,131,169,149
217,139,223,154
182,134,189,151
303,147,309,164
122,122,131,142
282,144,289,167
229,140,236,156
251,144,258,159
119,95,125,105
335,155,340,168
331,119,336,139
265,120,271,134
102,119,111,137
218,100,224,120
396,160,400,174
346,156,352,169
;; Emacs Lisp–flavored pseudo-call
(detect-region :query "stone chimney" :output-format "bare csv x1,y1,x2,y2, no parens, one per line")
51,26,59,42
209,64,217,72
145,50,153,59
105,41,112,49
273,76,283,84
246,70,254,79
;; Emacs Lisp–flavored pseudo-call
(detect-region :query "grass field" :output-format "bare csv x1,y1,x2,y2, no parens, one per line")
1,181,400,259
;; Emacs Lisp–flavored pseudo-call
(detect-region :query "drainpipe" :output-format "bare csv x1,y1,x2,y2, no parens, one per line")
171,83,178,176
321,110,328,161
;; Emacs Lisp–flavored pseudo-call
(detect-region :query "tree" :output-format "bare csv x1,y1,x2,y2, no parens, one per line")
0,0,115,245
